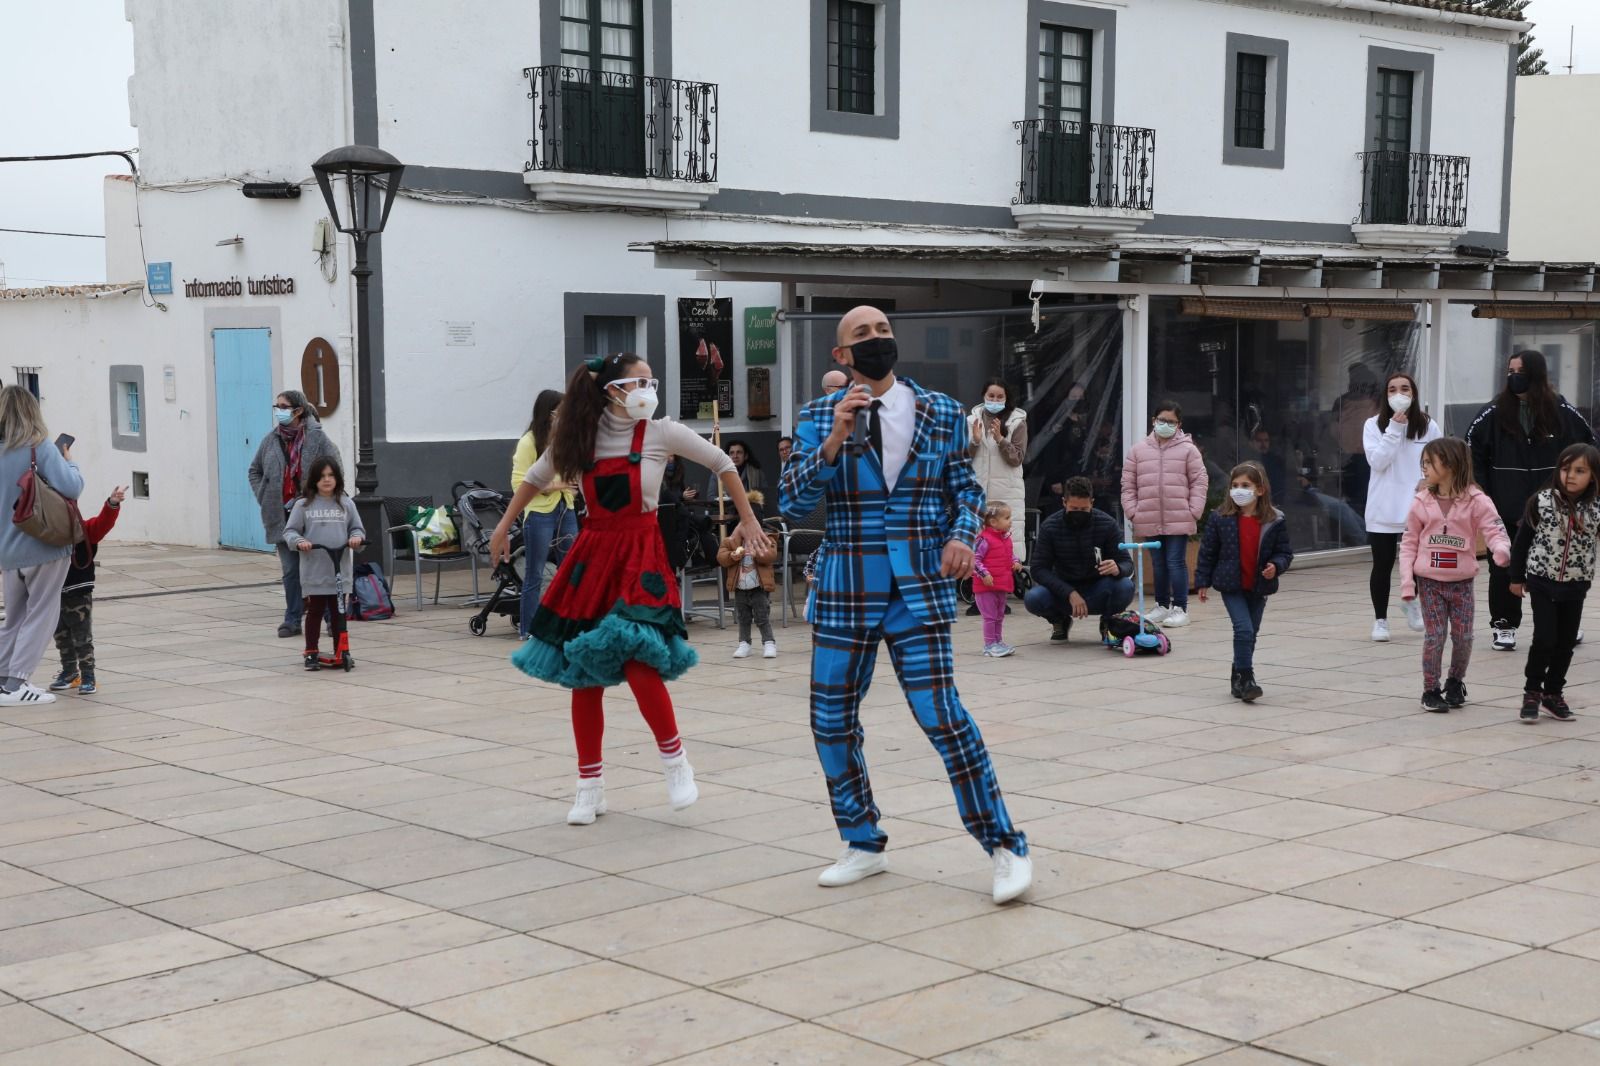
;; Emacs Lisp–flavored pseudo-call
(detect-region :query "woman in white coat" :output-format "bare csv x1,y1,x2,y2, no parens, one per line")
1364,371,1442,641
969,379,1028,560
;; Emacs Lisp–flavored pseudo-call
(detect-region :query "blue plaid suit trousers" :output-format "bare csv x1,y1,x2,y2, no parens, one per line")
812,580,1027,857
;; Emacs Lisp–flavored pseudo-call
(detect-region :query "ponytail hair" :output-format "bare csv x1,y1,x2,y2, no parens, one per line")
545,352,645,481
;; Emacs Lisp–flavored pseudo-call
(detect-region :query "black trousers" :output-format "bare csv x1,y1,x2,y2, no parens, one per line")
1369,533,1401,618
1526,588,1584,694
1488,560,1523,630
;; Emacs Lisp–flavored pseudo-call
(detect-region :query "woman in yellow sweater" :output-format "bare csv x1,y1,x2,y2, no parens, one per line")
512,390,577,638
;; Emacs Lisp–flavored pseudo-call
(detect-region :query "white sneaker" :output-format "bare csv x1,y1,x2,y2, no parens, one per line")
0,685,54,706
1162,608,1190,628
992,847,1033,904
1145,605,1171,624
1371,619,1391,642
1493,627,1517,651
762,641,778,659
990,642,1016,658
662,752,698,810
817,846,888,887
566,776,606,825
1578,630,1586,646
1404,599,1424,632
732,641,751,659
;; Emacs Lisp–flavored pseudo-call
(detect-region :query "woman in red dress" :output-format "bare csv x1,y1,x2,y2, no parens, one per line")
489,353,771,825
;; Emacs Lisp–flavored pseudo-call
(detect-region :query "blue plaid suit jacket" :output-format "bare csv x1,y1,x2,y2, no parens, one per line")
780,377,985,629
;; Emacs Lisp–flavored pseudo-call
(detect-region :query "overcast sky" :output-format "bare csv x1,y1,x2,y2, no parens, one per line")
1,0,1596,287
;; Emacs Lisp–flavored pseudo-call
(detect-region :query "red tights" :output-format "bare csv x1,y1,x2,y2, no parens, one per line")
572,661,682,778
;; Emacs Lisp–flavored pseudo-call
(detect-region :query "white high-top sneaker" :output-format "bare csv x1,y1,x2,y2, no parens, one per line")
567,777,606,825
662,752,699,810
992,847,1033,903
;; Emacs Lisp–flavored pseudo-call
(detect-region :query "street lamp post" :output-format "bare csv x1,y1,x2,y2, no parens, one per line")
311,145,404,560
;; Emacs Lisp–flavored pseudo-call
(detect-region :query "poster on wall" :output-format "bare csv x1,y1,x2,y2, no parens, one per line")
678,297,734,421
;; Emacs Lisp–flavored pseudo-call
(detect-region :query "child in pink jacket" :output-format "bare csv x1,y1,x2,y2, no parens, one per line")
1121,400,1208,627
1401,437,1511,712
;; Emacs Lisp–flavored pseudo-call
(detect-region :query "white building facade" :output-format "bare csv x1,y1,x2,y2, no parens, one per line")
5,0,1582,560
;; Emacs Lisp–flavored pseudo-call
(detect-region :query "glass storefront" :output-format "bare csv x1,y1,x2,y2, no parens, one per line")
1146,297,1421,552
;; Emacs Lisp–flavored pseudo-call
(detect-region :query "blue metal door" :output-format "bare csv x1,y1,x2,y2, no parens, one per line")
214,328,273,551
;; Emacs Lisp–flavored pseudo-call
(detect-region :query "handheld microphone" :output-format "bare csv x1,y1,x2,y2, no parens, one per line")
849,385,872,456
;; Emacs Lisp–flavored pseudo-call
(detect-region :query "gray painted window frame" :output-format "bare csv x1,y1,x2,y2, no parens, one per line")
109,364,147,453
563,292,667,388
540,0,672,75
1222,33,1288,169
810,0,900,139
1364,46,1433,155
1025,1,1115,124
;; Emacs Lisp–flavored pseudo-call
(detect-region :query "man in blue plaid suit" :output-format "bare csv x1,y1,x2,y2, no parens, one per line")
780,305,1031,904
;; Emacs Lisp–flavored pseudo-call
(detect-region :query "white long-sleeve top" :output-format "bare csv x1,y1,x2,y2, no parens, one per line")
1363,413,1443,534
524,409,734,512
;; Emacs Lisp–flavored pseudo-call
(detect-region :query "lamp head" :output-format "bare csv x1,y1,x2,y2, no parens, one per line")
311,145,404,240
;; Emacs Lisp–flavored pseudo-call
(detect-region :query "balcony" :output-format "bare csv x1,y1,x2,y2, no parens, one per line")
1011,119,1156,237
1352,150,1470,250
522,64,718,210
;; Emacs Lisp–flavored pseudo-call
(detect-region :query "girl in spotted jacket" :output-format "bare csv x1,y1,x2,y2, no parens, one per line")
1509,443,1600,723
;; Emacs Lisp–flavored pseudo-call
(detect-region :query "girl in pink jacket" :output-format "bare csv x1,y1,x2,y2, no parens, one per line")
1121,400,1208,627
1400,437,1511,713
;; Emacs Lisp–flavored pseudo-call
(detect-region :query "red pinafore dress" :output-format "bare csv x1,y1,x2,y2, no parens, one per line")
511,419,698,689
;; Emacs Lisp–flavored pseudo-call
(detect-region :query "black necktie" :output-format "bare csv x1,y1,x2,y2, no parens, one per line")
868,399,884,460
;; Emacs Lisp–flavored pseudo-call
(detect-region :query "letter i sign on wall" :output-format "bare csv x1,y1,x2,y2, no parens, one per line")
300,338,341,418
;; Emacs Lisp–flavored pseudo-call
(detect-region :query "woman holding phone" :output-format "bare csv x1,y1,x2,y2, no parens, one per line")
0,386,84,704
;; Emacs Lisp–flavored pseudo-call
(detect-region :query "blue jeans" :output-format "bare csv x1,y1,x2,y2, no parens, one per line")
1024,576,1134,626
276,542,303,625
1221,589,1267,670
520,504,578,638
1152,534,1190,610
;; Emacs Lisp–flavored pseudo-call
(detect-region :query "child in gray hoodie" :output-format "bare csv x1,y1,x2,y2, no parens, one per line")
284,457,366,670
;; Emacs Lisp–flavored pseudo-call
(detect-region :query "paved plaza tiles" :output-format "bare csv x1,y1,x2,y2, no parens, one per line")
1,543,1599,1064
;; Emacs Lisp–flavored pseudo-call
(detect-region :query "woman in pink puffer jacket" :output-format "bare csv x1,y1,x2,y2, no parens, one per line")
1121,400,1209,626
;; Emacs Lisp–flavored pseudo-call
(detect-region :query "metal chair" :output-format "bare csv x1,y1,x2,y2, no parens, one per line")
775,500,826,622
381,495,477,610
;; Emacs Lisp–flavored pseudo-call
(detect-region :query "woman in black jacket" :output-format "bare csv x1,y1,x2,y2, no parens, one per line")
1466,350,1595,651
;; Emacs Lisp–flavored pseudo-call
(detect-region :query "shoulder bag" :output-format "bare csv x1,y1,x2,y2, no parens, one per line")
13,446,84,546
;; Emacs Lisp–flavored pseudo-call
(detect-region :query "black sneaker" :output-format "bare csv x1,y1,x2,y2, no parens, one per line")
1521,691,1541,723
1421,689,1449,712
78,673,96,695
1541,692,1576,721
1050,621,1070,642
303,652,321,671
1443,678,1467,708
1237,670,1264,703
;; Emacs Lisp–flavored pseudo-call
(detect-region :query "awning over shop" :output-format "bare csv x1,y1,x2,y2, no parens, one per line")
1180,297,1419,321
1471,302,1600,319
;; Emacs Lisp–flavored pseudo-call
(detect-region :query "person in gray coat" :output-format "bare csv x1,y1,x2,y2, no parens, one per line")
246,389,340,637
0,386,85,705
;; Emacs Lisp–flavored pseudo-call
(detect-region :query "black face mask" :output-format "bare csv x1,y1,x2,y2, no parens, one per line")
849,336,899,381
1064,510,1092,530
1508,372,1529,396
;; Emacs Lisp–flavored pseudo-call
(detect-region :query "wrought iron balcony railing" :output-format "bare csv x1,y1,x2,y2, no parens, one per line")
1357,150,1469,228
523,64,717,183
1013,119,1156,210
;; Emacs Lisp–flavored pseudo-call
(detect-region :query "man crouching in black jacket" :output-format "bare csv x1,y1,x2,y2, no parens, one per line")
1025,476,1134,641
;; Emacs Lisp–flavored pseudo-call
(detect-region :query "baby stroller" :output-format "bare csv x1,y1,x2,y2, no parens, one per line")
454,480,525,636
1101,540,1171,657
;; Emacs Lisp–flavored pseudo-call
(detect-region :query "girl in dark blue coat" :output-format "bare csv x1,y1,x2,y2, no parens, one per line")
1195,462,1294,702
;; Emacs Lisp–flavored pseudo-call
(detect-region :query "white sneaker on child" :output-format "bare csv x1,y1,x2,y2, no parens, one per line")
732,641,751,659
762,641,777,659
662,752,699,810
1404,599,1424,632
1162,608,1190,628
1145,605,1171,624
566,777,606,825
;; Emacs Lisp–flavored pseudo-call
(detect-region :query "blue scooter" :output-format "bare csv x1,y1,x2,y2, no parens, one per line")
1101,541,1172,657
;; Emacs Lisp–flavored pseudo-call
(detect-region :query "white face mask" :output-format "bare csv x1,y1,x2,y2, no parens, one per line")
1229,487,1257,506
615,386,659,421
1388,393,1413,414
1153,421,1177,439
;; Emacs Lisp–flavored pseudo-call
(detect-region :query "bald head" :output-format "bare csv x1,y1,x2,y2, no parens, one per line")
835,305,891,348
821,370,848,393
